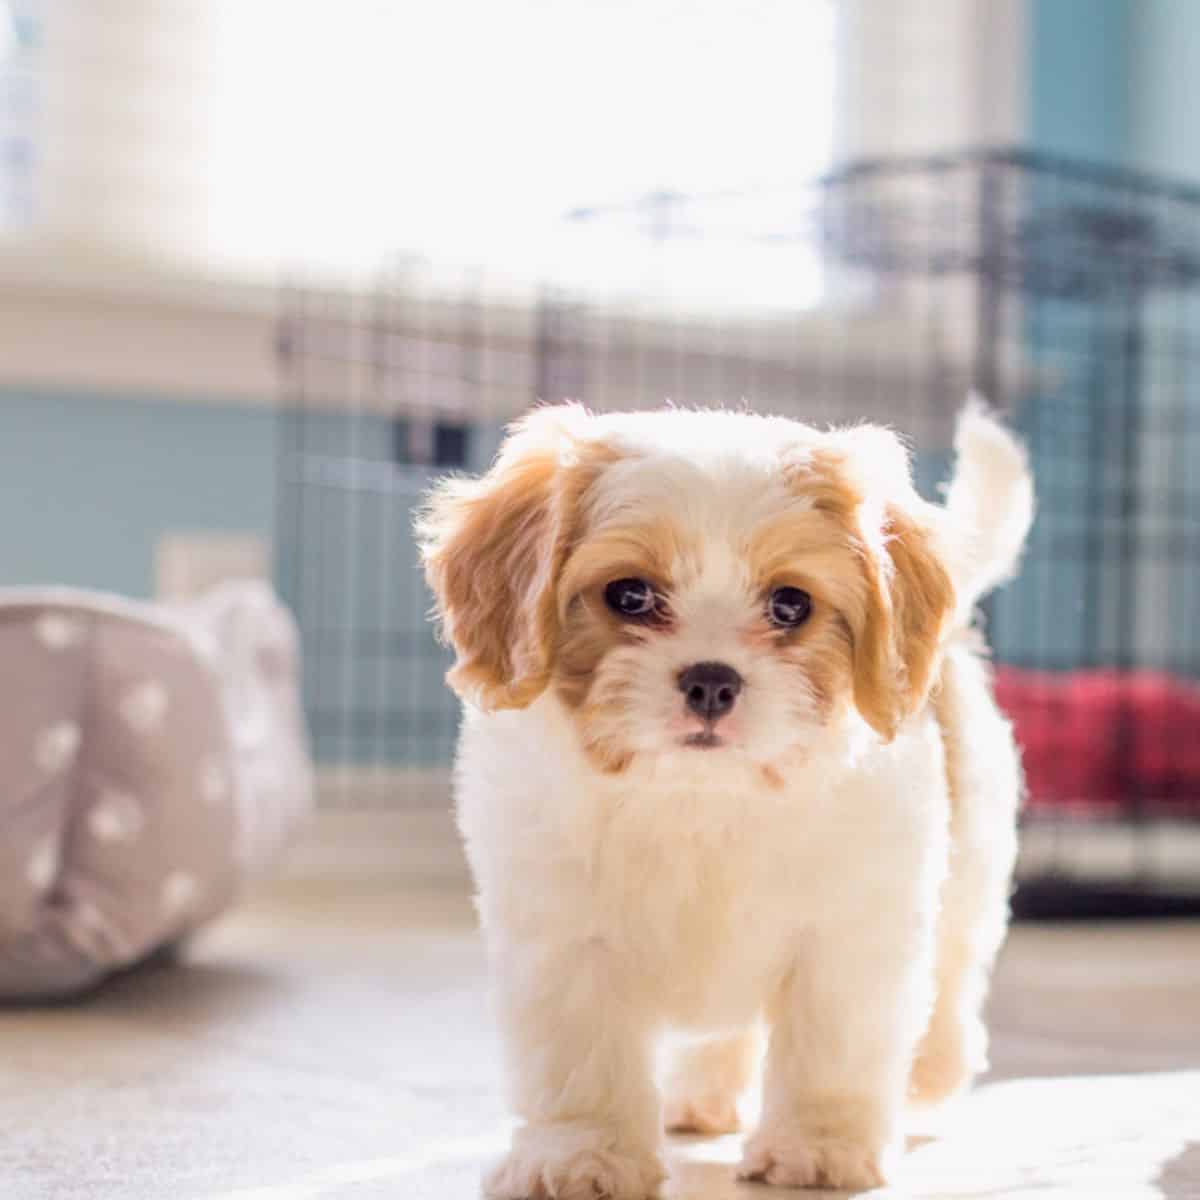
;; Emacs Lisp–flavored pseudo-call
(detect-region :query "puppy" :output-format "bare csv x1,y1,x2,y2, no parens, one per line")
418,402,1032,1197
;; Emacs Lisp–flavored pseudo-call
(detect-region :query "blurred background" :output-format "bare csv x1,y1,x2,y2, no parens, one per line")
4,0,1200,912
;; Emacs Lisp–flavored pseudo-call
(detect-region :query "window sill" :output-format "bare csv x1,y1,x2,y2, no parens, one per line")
0,238,280,404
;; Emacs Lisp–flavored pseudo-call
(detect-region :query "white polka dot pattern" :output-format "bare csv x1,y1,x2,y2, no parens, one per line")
119,681,168,733
26,836,59,892
35,721,81,773
0,583,313,998
87,789,146,843
161,871,199,917
34,613,85,651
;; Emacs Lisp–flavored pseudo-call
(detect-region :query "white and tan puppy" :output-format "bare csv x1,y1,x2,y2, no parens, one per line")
418,402,1033,1197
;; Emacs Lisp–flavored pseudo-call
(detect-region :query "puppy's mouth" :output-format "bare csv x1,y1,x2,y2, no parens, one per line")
682,729,724,749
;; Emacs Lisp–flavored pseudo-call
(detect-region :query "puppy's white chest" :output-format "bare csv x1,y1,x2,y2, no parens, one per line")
588,798,808,1028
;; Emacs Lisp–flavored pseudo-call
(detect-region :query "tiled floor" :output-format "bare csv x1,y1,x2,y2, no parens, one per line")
1,880,1198,1199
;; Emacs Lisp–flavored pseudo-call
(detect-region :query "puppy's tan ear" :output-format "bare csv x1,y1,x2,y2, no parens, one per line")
853,503,955,740
416,406,589,711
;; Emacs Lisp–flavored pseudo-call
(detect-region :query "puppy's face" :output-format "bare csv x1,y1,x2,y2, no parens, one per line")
419,406,953,774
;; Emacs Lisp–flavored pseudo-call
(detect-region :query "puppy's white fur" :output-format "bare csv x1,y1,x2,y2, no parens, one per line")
419,405,1032,1197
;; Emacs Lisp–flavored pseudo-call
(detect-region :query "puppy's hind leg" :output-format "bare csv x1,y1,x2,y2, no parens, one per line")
663,1028,761,1136
908,918,990,1106
909,648,1020,1107
909,839,1013,1105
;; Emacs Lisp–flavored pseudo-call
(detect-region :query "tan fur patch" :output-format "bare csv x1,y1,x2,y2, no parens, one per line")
558,517,698,611
554,517,699,771
782,441,955,740
554,594,632,713
855,504,955,738
745,498,871,728
416,406,619,711
887,507,956,698
759,763,786,791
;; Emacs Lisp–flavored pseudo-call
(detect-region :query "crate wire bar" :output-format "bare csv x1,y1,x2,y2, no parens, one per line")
277,150,1200,912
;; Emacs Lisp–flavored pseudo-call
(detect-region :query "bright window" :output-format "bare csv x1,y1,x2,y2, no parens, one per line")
10,1,837,299
206,0,836,292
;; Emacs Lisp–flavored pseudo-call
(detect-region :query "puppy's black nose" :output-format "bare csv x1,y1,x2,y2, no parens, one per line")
678,661,743,721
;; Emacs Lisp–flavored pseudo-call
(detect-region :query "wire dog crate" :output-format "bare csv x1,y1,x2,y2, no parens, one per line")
277,149,1200,914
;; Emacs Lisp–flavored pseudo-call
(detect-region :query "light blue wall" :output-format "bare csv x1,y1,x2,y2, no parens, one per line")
1018,1,1200,675
0,390,276,597
1127,0,1200,181
0,390,488,767
1028,0,1132,162
1028,0,1200,182
1020,3,1130,670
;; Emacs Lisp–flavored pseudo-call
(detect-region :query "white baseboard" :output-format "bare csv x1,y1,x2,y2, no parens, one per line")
313,765,453,811
272,766,466,886
279,804,468,887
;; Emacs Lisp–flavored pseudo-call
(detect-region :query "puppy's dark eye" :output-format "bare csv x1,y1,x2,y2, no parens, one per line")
767,586,813,629
604,578,658,619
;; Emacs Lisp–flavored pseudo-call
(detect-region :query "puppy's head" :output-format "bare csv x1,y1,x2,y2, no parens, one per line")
418,406,954,771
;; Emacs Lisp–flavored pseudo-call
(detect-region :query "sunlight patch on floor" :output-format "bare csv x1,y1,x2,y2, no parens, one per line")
206,1071,1199,1199
662,1071,1200,1198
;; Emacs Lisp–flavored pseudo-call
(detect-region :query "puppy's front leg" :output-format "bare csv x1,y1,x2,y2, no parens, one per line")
485,938,665,1200
738,908,937,1191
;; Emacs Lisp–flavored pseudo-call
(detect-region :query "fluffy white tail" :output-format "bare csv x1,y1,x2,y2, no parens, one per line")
941,396,1035,625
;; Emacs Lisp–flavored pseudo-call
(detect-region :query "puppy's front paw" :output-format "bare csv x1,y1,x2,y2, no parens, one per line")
737,1126,889,1191
485,1123,664,1200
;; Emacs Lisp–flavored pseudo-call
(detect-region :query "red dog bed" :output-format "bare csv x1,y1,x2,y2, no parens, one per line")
994,667,1200,816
